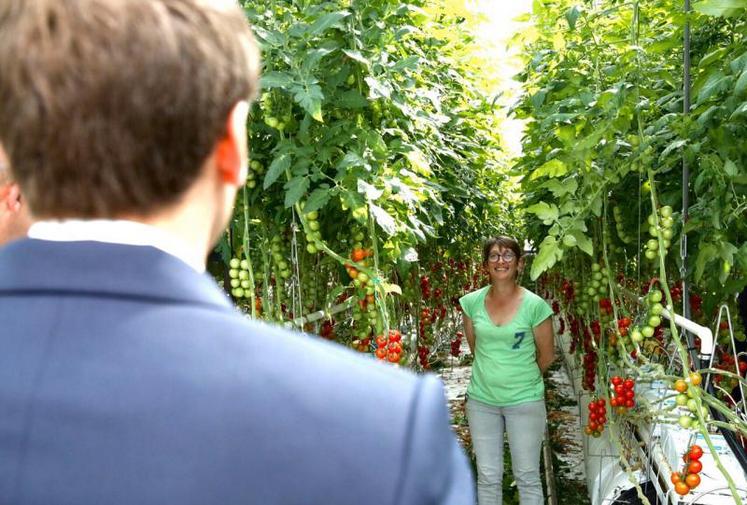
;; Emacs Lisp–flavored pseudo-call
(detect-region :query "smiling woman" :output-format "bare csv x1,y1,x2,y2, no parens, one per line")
460,235,555,505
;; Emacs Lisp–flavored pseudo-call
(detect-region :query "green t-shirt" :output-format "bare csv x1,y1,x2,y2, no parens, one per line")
459,286,553,407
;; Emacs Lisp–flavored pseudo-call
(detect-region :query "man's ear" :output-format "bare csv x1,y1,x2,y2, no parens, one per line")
0,183,22,212
215,101,250,186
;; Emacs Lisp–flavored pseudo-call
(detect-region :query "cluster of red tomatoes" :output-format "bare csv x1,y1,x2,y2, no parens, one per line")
584,398,607,437
417,345,430,369
671,444,704,496
582,349,598,391
319,319,336,340
609,376,636,411
598,297,613,316
374,330,403,364
450,331,463,357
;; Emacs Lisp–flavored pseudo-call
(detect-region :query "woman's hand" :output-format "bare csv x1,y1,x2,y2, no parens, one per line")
534,318,555,374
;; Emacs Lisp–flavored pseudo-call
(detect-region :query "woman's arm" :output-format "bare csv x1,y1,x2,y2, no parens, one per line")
534,317,555,374
463,315,476,355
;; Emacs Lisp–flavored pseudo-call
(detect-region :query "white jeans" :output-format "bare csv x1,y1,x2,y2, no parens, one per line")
466,397,546,505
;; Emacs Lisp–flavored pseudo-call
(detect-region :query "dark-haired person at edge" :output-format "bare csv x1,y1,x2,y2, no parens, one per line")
459,236,555,505
0,145,32,246
0,1,474,504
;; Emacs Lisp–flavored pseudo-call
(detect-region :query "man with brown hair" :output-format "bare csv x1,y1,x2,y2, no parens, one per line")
0,1,473,505
0,146,32,245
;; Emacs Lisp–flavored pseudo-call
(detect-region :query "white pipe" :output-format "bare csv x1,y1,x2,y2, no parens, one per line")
660,307,714,358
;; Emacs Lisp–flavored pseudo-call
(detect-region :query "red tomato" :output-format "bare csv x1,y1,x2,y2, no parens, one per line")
674,481,690,496
685,473,701,489
687,460,702,474
623,379,635,390
688,445,704,461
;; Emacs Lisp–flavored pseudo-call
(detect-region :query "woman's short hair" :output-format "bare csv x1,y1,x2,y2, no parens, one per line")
0,0,260,218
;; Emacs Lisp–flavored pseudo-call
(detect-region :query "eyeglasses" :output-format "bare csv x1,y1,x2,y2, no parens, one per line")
487,252,516,263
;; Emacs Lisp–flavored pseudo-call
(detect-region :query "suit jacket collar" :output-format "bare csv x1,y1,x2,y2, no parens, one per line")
0,239,234,309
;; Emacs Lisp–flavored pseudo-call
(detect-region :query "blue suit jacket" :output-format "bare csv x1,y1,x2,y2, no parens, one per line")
0,239,474,505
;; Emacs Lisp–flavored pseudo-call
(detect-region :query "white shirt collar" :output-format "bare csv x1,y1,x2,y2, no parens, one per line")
27,219,206,273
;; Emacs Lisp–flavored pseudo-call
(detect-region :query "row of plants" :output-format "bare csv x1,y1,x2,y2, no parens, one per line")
516,1,747,502
208,0,520,367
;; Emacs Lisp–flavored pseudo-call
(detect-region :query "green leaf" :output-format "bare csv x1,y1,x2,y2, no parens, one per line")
364,77,393,99
694,243,718,281
263,153,291,189
526,202,559,222
308,11,350,36
730,101,747,119
530,159,568,180
402,247,419,262
724,159,738,176
565,6,580,30
569,230,593,256
284,176,309,208
391,56,420,72
292,83,324,122
530,236,562,280
693,0,747,16
342,49,369,66
357,180,383,201
260,71,294,89
303,187,331,214
543,177,577,197
382,282,402,295
696,71,730,102
369,204,397,235
337,90,369,109
735,70,747,96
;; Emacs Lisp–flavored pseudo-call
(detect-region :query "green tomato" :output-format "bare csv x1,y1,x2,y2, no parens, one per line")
678,415,693,429
660,206,673,218
675,393,689,406
661,228,673,240
229,258,240,269
229,268,239,279
306,243,317,254
648,315,661,328
240,280,251,289
308,221,320,232
687,399,699,413
650,303,664,315
631,329,644,343
305,210,319,221
646,239,659,250
230,279,240,288
591,263,601,272
644,249,657,260
649,290,663,303
642,325,654,338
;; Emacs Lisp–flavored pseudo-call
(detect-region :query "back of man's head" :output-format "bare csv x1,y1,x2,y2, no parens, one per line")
0,0,259,220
